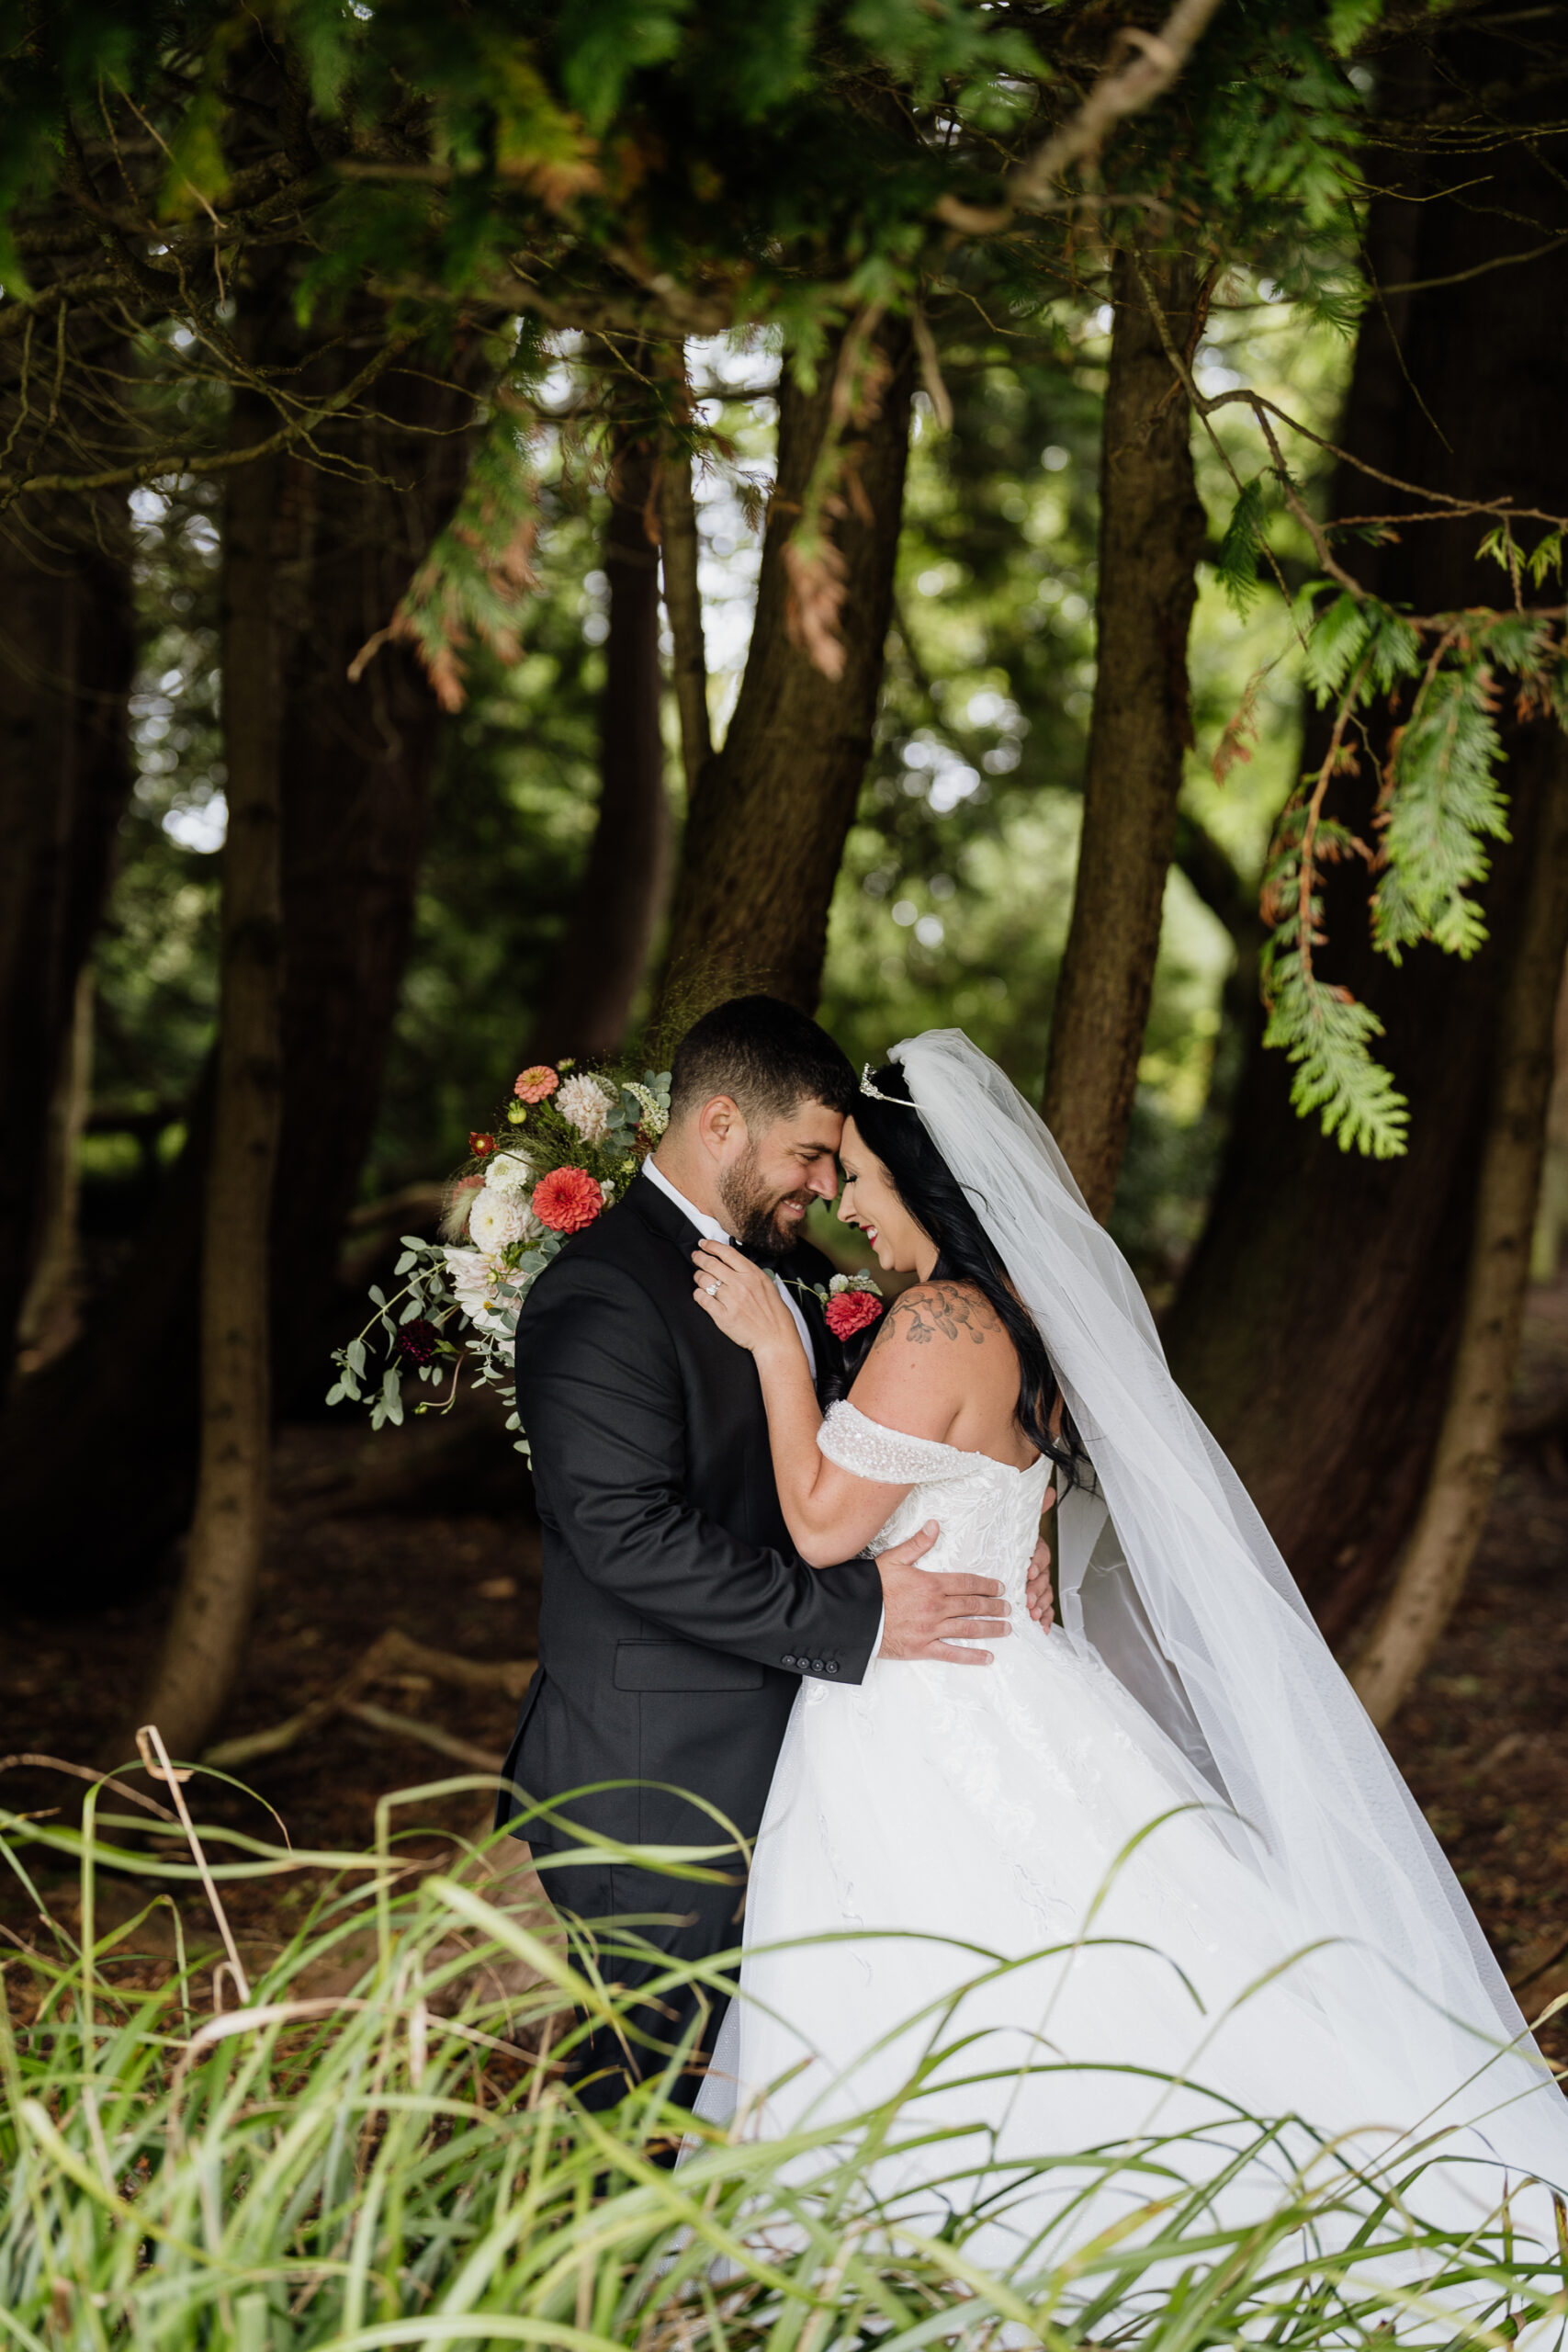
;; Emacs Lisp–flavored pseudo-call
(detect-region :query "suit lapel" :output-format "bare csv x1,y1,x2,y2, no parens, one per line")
623,1174,770,1411
622,1169,701,1257
626,1176,848,1408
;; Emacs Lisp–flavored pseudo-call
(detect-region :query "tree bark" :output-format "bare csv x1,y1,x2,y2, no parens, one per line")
1349,741,1568,1724
658,313,916,1013
266,317,485,1394
137,386,286,1759
1043,251,1207,1219
16,967,93,1373
525,401,671,1059
0,316,480,1602
658,406,712,799
1529,958,1568,1284
0,503,132,1384
1165,40,1568,1626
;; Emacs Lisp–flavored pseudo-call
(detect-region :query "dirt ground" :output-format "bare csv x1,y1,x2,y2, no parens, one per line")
3,1284,1567,2059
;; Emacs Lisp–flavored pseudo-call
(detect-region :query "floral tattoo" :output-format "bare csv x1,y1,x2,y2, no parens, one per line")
872,1283,996,1350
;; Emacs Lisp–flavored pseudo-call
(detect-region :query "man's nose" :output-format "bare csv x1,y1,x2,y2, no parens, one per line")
807,1162,838,1200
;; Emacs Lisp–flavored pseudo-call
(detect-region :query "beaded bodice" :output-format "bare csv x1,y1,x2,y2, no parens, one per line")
816,1399,1050,1602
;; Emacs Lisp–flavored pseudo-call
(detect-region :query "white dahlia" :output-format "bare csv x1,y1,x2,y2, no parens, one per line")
557,1071,616,1145
468,1186,541,1255
441,1245,513,1339
483,1148,535,1200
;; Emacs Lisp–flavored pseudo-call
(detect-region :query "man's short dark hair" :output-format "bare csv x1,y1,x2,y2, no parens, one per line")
667,995,857,1130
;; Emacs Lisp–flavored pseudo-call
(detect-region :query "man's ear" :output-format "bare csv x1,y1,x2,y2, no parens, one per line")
695,1094,746,1159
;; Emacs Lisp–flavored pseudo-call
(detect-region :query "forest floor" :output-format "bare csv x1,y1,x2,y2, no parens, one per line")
4,1282,1568,2064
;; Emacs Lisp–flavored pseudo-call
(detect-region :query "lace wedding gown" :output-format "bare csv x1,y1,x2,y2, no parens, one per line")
695,1400,1540,2267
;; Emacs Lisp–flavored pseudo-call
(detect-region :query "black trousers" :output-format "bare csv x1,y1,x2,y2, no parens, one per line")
533,1849,748,2129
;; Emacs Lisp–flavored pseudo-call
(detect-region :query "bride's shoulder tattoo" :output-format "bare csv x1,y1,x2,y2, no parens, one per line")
871,1282,995,1350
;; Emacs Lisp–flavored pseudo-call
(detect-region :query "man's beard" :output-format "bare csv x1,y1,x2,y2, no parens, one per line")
716,1149,815,1261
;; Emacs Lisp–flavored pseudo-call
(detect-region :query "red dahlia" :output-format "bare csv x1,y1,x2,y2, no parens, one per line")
532,1166,604,1234
469,1131,497,1158
825,1290,884,1340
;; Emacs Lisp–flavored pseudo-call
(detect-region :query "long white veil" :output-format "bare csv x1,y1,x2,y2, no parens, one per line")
891,1029,1568,2182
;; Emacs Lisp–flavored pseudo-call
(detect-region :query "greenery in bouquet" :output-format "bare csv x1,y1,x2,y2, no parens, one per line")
327,1056,671,1447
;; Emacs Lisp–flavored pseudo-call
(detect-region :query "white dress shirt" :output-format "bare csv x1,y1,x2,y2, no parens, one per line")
642,1156,816,1376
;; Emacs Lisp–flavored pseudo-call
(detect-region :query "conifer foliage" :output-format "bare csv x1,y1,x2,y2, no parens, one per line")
1252,560,1568,1159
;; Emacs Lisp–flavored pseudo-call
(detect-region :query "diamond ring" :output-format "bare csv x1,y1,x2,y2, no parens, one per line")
705,1279,721,1296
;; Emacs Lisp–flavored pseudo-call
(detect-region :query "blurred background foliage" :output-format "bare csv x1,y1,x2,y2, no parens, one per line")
91,289,1351,1294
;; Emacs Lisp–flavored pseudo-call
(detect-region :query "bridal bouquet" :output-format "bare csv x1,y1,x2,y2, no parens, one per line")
327,1057,671,1449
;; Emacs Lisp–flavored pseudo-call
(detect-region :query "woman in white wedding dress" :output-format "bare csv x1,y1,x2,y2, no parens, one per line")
683,1030,1568,2280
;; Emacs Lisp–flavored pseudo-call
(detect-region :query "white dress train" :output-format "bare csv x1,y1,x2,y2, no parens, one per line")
694,1401,1555,2275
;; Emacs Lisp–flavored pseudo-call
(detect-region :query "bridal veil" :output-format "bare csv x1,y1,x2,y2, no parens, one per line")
890,1028,1568,2188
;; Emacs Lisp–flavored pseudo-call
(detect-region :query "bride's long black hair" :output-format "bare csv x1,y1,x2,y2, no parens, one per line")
852,1063,1086,1488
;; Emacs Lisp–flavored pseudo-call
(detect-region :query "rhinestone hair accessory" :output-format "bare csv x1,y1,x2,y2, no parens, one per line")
860,1062,921,1107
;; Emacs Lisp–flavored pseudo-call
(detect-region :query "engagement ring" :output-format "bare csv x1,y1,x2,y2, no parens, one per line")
705,1279,721,1295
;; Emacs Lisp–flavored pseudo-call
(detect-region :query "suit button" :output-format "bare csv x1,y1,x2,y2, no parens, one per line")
782,1653,797,1668
810,1658,824,1672
826,1661,840,1674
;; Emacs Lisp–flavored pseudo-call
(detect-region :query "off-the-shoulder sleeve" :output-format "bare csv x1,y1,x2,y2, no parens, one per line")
816,1399,967,1487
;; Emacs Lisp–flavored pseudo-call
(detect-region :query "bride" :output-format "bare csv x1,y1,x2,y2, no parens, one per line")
683,1029,1568,2267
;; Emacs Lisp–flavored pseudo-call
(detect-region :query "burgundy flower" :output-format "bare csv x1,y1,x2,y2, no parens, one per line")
398,1317,441,1364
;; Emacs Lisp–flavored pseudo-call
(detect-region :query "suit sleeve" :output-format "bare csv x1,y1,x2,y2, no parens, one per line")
515,1254,883,1684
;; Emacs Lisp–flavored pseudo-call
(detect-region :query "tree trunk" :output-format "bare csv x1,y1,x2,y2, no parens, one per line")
1043,250,1207,1218
266,317,486,1394
0,503,133,1383
1165,41,1568,1628
1529,957,1568,1284
138,387,286,1759
658,395,712,799
525,403,671,1059
1349,741,1568,1723
658,312,916,1013
16,968,93,1373
0,317,479,1603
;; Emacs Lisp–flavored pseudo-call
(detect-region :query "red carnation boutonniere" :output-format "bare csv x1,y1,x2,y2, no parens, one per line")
824,1288,885,1340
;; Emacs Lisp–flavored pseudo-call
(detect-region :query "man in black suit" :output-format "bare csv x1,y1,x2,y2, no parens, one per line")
497,997,1017,2116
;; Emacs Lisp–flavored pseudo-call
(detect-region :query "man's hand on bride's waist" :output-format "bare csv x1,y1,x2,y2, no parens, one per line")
876,1521,1011,1665
1025,1502,1056,1634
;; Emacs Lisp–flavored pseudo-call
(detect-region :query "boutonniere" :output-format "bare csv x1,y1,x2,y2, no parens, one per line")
785,1268,886,1340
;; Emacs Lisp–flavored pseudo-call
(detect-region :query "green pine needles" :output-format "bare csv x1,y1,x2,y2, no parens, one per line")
1250,548,1568,1159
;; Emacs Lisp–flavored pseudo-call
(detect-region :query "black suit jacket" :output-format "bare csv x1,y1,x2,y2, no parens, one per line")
497,1172,884,1859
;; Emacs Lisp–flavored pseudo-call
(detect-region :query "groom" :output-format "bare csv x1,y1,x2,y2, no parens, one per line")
497,995,1020,2115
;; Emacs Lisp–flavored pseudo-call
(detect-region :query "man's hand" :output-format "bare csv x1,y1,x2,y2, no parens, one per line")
1025,1488,1057,1631
875,1521,1010,1666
